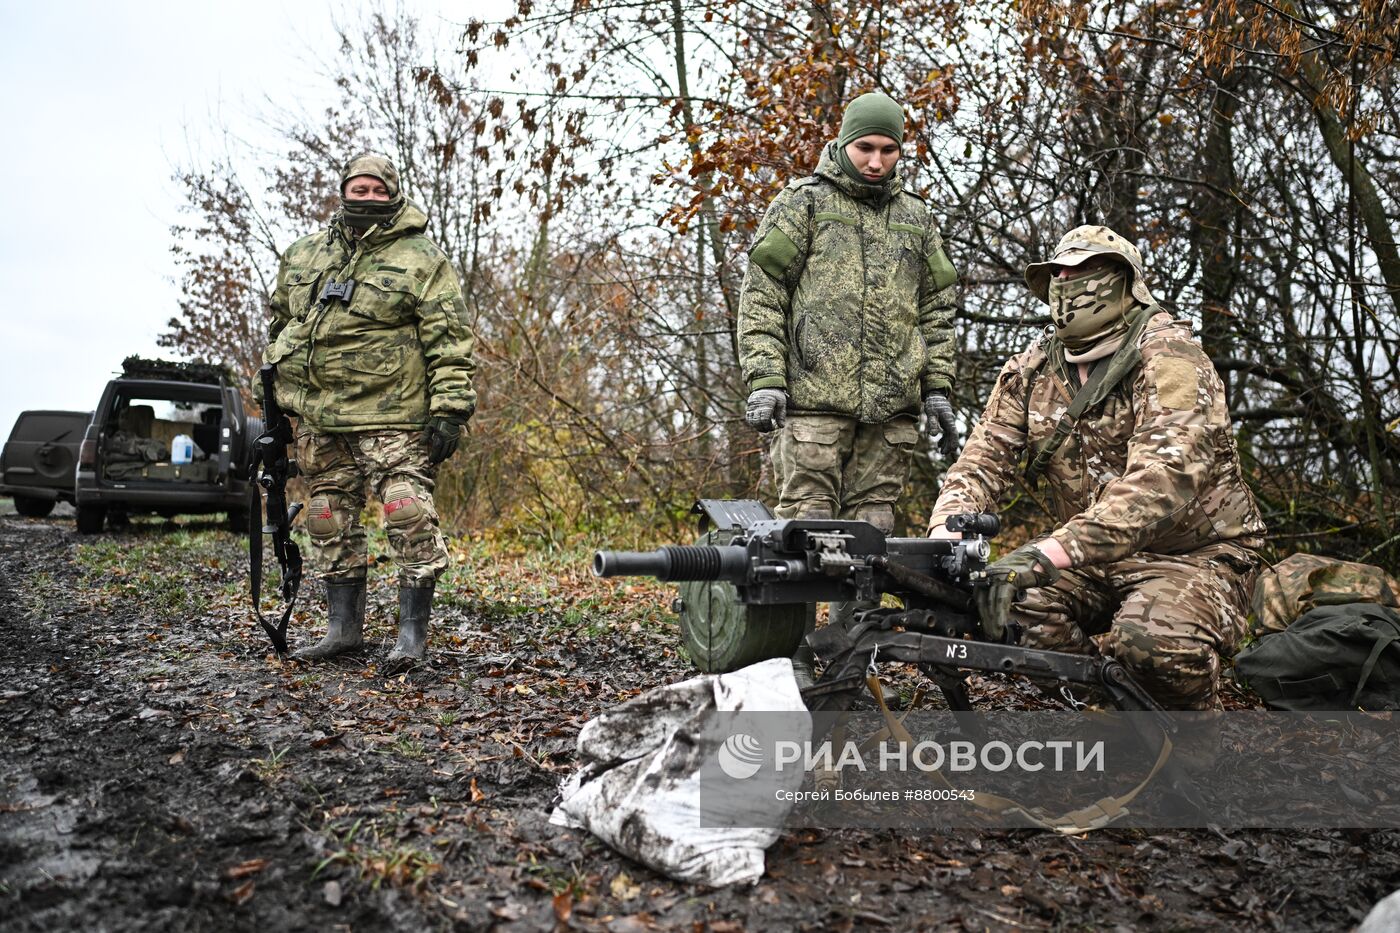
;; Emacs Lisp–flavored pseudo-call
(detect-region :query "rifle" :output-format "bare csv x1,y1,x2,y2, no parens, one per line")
248,364,304,655
592,499,1163,715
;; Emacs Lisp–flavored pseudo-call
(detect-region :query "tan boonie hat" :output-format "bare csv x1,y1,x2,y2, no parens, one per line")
340,152,401,198
1024,224,1155,306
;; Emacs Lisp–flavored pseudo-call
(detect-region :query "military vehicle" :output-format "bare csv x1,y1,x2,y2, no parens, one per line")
74,357,261,534
0,410,92,517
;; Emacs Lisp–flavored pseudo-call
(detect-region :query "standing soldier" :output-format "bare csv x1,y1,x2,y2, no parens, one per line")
737,92,959,672
928,225,1266,710
263,153,476,667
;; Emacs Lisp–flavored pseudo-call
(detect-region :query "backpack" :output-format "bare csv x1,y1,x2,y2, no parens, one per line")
1234,603,1400,711
1251,553,1400,635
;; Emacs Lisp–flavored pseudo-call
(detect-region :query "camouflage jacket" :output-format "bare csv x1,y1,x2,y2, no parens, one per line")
736,144,957,423
929,311,1266,565
264,202,477,433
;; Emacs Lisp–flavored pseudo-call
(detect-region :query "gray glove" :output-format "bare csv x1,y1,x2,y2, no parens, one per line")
923,390,960,461
745,388,788,433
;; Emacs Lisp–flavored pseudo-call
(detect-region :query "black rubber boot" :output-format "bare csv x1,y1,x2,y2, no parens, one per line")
293,579,366,660
387,581,433,669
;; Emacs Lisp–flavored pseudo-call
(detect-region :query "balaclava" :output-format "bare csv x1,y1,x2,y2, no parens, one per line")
339,152,404,231
1047,263,1136,361
833,93,905,193
1024,225,1156,362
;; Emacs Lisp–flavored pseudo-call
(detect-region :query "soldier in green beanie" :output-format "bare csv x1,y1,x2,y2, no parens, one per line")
264,152,477,669
736,92,960,682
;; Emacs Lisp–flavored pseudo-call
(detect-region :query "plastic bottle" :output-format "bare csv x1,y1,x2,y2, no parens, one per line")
171,434,194,465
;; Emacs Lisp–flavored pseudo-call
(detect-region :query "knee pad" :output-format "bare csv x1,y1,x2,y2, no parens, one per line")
855,504,895,535
304,495,340,540
383,481,425,528
791,504,834,521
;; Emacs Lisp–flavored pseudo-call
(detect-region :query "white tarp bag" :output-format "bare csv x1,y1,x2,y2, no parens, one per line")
550,657,811,887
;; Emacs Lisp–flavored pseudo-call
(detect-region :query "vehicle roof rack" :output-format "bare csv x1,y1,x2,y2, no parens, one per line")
119,356,230,385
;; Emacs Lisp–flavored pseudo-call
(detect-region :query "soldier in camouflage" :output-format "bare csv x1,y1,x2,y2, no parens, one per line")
928,224,1266,710
264,153,476,667
737,93,959,671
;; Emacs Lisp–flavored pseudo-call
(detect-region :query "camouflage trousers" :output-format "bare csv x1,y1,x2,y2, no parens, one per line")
295,427,449,588
769,414,920,531
1014,542,1260,710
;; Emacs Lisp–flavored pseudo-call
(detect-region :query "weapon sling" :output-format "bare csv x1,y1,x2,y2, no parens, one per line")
861,671,1173,834
248,483,301,654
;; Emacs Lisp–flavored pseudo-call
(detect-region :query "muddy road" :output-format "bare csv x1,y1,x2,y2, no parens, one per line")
2,507,1398,931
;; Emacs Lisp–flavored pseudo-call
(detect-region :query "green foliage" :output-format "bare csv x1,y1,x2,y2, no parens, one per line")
314,817,440,891
76,526,233,616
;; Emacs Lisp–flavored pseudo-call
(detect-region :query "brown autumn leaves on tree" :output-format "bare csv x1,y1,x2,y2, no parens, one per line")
163,1,1399,562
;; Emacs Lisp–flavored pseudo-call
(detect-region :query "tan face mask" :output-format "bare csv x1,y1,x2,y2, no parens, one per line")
1047,266,1134,351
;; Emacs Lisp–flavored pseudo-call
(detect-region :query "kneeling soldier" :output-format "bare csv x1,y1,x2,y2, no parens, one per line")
928,225,1266,710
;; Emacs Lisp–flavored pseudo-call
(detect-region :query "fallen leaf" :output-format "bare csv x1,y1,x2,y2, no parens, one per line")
610,872,641,901
490,902,524,920
553,891,573,922
226,858,268,880
168,750,186,765
470,777,485,802
228,880,255,905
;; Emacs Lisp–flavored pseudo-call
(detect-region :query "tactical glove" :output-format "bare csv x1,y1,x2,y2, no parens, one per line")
923,390,960,461
745,388,788,433
424,416,465,466
975,542,1061,643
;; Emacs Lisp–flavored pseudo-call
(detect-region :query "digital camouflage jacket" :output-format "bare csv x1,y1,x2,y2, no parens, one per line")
736,144,957,423
265,202,476,433
929,311,1266,566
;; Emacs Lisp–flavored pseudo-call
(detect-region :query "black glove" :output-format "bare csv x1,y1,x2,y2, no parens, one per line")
975,542,1060,642
922,390,960,461
745,388,788,433
424,416,464,466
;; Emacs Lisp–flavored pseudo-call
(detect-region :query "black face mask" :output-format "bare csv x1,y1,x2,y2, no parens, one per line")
340,194,403,231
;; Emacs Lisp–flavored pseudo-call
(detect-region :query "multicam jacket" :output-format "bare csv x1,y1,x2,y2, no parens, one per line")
265,202,476,433
929,311,1266,566
736,144,957,423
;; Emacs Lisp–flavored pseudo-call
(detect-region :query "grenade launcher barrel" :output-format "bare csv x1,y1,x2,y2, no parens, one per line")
592,544,749,582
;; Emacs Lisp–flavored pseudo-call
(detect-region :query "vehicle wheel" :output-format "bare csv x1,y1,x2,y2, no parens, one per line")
243,416,265,472
12,495,56,518
76,504,106,534
226,507,250,534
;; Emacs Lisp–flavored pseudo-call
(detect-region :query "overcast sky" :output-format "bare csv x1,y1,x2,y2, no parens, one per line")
0,0,493,440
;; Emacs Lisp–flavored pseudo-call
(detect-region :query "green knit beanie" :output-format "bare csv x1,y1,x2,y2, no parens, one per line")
836,93,905,147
